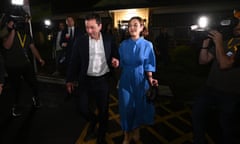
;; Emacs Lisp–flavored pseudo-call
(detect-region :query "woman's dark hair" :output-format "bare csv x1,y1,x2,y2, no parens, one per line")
141,26,148,37
129,16,145,37
128,16,144,26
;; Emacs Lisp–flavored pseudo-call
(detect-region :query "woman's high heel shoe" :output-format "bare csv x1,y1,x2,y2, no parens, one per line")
133,128,141,143
122,132,131,144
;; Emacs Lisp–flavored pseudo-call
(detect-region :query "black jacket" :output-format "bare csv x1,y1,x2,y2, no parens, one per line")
66,33,119,86
60,26,83,65
0,52,5,84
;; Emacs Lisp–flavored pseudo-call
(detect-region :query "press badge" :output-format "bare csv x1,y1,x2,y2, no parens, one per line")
226,51,233,57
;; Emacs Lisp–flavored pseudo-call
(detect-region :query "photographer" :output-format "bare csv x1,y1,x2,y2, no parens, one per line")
1,14,45,116
0,20,6,96
192,16,240,144
0,52,4,95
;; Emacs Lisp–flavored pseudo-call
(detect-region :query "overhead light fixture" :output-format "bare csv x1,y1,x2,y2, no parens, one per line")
11,0,24,6
198,16,209,29
190,16,210,31
190,25,199,31
44,19,51,27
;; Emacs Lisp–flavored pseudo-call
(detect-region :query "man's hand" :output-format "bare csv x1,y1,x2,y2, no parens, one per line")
0,84,3,95
39,59,45,66
111,57,119,68
66,82,74,94
208,30,223,46
61,42,68,47
202,38,211,48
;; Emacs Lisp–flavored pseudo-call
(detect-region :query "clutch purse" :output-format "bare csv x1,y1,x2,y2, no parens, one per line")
146,86,158,103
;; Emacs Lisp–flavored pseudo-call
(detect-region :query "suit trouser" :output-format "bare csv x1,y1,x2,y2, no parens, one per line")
192,86,240,144
55,50,64,71
6,63,39,106
76,74,110,138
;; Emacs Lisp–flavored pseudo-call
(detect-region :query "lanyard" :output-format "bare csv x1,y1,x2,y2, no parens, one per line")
17,32,26,48
228,38,240,52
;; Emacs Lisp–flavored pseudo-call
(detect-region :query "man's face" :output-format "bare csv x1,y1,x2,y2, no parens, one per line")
59,23,65,31
85,19,102,40
66,17,74,27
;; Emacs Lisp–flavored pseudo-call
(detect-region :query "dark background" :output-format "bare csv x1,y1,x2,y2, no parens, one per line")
1,0,237,14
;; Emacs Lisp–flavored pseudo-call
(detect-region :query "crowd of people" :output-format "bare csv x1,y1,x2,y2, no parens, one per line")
1,7,240,144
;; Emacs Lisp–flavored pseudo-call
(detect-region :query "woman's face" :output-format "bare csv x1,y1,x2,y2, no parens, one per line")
128,19,143,38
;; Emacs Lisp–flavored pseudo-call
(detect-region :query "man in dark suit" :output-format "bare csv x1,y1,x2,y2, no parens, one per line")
66,13,119,144
60,16,83,75
52,21,65,76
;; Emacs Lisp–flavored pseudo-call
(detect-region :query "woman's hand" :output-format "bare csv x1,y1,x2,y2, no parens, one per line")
7,21,14,29
148,77,158,87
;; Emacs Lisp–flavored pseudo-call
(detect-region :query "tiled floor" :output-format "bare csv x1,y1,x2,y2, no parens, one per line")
75,94,216,144
0,79,218,144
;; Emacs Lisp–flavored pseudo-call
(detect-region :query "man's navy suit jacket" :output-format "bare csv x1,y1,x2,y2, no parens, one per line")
66,33,119,86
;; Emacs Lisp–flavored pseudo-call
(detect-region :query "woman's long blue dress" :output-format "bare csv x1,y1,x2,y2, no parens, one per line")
118,37,156,131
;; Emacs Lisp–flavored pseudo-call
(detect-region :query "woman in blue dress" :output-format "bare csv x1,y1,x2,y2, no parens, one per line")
118,16,159,144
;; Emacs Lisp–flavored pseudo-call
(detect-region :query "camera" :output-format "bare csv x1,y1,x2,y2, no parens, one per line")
1,6,30,30
190,16,239,44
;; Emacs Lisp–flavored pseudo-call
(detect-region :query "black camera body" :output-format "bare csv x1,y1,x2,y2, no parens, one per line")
190,17,239,43
9,14,29,30
1,6,30,30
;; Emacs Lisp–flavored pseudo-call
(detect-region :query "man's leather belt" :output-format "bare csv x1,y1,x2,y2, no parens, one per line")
86,73,109,79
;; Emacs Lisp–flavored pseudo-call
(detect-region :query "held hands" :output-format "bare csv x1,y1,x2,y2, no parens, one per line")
111,57,119,68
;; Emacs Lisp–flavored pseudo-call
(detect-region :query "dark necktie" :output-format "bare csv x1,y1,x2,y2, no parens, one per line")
70,28,73,39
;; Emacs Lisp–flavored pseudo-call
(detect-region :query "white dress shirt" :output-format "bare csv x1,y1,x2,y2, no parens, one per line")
68,27,74,37
56,31,62,51
87,33,110,76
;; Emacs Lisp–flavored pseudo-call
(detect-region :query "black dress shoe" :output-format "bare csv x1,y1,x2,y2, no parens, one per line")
84,131,97,141
84,122,97,142
32,97,41,108
12,106,22,117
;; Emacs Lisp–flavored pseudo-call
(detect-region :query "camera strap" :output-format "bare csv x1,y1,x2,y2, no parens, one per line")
227,37,240,53
16,31,26,48
16,31,30,62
